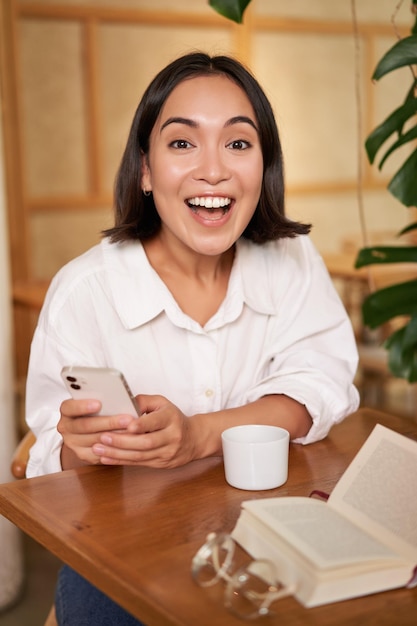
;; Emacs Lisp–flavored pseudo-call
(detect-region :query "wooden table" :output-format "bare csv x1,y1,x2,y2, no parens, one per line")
323,251,417,287
1,408,416,625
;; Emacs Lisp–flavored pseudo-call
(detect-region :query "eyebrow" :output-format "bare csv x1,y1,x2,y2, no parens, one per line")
160,115,259,133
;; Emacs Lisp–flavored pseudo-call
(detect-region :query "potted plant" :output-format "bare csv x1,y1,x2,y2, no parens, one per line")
355,4,417,383
210,0,417,382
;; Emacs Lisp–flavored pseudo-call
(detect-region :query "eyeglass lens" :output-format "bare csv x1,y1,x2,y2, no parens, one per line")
225,559,281,619
192,533,285,620
192,532,235,586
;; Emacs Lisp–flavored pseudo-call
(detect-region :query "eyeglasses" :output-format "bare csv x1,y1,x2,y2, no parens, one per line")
191,532,295,620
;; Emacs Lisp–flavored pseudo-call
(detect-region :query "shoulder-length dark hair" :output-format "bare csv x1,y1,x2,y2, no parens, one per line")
104,51,311,243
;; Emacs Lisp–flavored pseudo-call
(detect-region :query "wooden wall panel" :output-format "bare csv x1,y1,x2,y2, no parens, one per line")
19,19,88,197
254,0,412,25
18,0,215,12
253,32,358,185
289,191,409,255
31,208,111,278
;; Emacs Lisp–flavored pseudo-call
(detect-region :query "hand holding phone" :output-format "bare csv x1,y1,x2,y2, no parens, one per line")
61,366,140,417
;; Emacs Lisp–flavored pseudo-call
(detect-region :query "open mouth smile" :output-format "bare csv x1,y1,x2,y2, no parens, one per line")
187,196,232,209
186,197,232,221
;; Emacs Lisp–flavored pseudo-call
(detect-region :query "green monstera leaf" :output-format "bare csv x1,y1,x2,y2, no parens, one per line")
209,0,251,23
372,35,417,80
358,11,417,381
360,280,417,383
385,314,417,382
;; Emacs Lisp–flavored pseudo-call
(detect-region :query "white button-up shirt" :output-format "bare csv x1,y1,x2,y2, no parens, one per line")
26,235,359,477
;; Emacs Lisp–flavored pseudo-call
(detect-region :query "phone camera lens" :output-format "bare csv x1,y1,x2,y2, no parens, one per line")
66,376,77,383
70,383,81,390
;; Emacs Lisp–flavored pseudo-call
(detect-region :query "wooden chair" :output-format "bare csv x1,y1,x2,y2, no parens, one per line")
10,430,36,480
324,238,416,411
11,431,58,626
356,343,390,406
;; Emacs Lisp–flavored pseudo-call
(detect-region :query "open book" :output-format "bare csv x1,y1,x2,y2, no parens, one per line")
231,424,417,607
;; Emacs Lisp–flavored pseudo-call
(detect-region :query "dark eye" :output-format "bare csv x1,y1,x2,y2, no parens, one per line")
227,139,251,150
170,139,193,149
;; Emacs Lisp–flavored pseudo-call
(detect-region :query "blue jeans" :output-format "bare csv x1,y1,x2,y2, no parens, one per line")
55,565,145,626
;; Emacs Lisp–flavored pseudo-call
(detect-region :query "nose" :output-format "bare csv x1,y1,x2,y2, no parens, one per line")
192,144,231,184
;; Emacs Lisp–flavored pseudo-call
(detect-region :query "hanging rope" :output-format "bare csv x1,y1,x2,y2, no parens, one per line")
350,0,375,291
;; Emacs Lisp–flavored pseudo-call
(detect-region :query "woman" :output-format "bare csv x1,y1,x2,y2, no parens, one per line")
25,52,359,624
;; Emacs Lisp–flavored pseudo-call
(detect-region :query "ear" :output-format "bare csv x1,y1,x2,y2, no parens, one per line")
140,153,152,193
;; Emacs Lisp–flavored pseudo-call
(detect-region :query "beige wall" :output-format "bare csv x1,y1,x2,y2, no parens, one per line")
10,0,417,279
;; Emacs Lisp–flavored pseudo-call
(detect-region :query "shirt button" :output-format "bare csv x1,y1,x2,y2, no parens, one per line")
205,389,214,398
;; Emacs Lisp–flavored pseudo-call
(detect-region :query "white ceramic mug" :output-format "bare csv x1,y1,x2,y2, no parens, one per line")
221,424,289,490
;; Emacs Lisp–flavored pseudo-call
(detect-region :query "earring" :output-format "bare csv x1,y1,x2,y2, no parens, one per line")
143,189,151,197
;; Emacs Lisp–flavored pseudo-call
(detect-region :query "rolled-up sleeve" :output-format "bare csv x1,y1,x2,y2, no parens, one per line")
242,237,359,443
26,268,109,477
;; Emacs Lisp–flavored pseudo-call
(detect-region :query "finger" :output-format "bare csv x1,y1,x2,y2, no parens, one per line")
97,430,161,452
61,398,101,418
92,441,157,464
92,441,171,467
95,441,187,468
60,412,136,436
125,410,165,434
135,394,168,414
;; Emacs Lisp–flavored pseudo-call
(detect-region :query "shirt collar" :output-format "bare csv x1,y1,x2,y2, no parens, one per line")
103,237,276,331
103,239,166,329
235,238,277,316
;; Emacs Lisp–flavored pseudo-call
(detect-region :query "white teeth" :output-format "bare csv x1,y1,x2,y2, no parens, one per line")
188,197,231,209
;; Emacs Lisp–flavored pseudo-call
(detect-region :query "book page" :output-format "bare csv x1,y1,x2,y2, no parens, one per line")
243,497,402,570
329,424,417,561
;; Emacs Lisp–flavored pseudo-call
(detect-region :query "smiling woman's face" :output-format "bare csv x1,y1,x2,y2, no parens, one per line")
141,74,264,257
